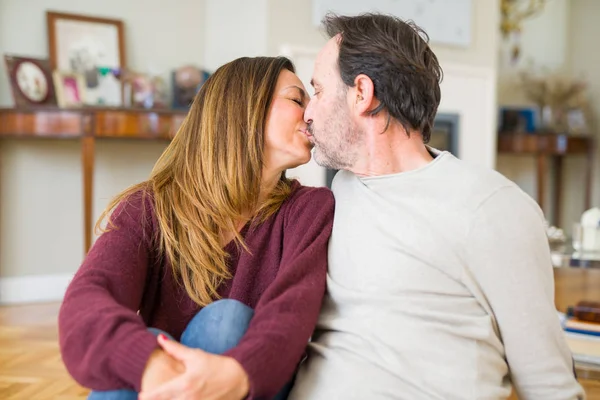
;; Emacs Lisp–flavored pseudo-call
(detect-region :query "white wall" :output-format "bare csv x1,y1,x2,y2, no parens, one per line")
204,0,268,71
0,0,205,279
569,0,600,211
267,0,328,56
497,0,571,105
431,0,499,71
268,0,499,70
439,64,497,169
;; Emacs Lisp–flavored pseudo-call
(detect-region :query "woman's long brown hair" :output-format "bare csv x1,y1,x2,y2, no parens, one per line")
97,57,296,306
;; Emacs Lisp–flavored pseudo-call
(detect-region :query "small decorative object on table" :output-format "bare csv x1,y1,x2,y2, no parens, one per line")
172,65,210,109
151,76,169,108
546,220,566,245
52,71,86,107
4,55,57,108
130,73,153,108
520,67,591,134
121,71,169,109
575,208,600,254
568,301,600,324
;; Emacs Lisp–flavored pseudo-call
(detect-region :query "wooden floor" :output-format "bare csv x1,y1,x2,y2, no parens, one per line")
0,302,88,399
0,292,599,399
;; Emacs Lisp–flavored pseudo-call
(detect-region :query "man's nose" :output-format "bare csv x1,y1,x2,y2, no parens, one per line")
303,98,314,124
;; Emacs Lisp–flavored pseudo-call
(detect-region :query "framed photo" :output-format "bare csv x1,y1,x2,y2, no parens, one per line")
53,71,86,108
46,11,125,106
499,106,538,133
4,55,57,108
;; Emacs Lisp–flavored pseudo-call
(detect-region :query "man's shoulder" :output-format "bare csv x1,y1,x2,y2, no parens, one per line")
330,169,356,193
440,153,510,184
438,154,525,208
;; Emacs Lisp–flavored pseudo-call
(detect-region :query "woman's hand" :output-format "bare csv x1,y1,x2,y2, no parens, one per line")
139,334,250,400
141,348,185,392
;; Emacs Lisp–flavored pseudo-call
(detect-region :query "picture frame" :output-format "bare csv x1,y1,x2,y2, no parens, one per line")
4,54,57,108
498,106,539,133
53,71,86,108
46,11,126,106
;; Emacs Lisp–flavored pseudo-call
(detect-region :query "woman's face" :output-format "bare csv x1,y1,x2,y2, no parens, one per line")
263,69,312,173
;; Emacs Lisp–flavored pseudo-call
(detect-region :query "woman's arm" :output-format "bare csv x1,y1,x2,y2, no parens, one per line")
224,187,335,399
58,192,165,392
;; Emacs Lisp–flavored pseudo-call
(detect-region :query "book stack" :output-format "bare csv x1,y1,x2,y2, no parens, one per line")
565,318,600,337
562,301,600,366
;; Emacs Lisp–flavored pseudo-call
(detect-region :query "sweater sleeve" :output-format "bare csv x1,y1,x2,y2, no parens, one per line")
463,186,584,400
224,187,334,399
58,192,159,392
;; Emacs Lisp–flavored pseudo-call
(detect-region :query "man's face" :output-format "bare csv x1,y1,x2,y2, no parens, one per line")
304,37,363,170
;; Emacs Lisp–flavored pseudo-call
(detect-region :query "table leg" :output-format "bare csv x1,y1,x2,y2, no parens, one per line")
82,136,95,253
553,156,563,227
585,141,595,211
536,153,548,218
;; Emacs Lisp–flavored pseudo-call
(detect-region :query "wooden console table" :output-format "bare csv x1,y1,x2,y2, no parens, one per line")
0,107,187,252
498,132,595,226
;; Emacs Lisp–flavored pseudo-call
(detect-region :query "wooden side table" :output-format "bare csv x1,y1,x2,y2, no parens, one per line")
497,132,595,226
0,107,187,253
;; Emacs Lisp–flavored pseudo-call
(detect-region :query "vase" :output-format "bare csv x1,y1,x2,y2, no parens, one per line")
540,105,568,133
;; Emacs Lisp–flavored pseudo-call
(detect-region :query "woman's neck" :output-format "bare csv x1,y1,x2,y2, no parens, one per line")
259,167,282,203
220,168,281,246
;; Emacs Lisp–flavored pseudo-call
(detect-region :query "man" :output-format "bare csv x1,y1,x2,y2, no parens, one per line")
288,13,584,400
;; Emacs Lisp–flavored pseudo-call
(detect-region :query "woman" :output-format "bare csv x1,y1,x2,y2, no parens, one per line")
58,56,334,400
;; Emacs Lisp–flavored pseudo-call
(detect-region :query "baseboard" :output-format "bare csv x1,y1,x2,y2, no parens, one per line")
0,273,73,304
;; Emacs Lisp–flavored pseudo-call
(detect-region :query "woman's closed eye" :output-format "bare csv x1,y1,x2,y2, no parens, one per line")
291,98,304,106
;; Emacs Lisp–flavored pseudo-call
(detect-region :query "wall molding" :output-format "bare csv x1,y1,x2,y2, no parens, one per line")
0,273,73,304
438,62,498,169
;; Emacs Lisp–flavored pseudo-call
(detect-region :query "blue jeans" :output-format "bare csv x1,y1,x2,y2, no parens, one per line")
88,299,292,400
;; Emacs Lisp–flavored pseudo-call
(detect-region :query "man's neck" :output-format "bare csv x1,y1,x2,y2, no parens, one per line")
350,125,434,177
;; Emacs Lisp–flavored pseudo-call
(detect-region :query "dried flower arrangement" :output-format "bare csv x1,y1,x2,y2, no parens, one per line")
519,67,593,133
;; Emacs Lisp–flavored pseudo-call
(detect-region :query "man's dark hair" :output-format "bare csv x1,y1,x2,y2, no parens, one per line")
323,13,442,143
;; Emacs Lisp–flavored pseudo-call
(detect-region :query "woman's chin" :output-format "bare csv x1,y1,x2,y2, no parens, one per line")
299,151,312,165
286,153,312,170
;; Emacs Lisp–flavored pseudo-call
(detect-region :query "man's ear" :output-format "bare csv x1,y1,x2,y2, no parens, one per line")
353,74,376,114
